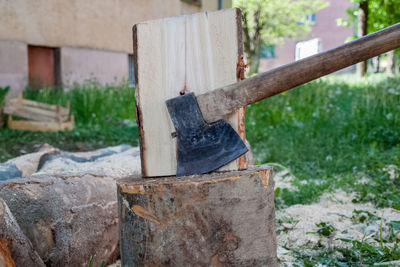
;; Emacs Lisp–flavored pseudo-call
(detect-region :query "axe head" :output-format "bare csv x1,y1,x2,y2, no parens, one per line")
166,93,248,177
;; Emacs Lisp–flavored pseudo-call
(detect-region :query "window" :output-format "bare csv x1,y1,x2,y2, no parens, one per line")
128,54,135,88
307,13,316,23
295,38,322,61
261,44,275,59
218,0,223,10
297,13,316,25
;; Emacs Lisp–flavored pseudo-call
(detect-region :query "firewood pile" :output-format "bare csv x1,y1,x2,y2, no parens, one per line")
4,93,74,132
0,145,141,266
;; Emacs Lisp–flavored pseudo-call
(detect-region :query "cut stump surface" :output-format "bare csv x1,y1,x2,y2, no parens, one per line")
118,167,277,266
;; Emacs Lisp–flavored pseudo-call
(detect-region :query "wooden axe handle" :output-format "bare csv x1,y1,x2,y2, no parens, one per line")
197,22,400,123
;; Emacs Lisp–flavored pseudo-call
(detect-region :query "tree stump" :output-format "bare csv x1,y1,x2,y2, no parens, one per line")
118,166,277,266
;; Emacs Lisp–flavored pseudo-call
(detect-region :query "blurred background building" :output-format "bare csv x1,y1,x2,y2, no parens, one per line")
0,0,231,96
259,0,354,72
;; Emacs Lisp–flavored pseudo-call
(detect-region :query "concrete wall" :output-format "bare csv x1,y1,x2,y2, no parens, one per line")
0,40,28,97
0,0,222,54
0,0,228,92
259,0,354,72
61,47,129,86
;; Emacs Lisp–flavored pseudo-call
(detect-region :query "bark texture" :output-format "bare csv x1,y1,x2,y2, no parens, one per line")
118,167,277,266
0,198,45,267
0,173,120,266
386,50,396,75
0,145,141,266
356,0,369,78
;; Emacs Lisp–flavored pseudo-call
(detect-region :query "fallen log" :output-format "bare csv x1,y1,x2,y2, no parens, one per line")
0,146,141,266
0,198,45,267
118,166,277,266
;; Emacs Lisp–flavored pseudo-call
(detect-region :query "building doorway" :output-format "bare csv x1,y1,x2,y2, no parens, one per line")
28,45,61,89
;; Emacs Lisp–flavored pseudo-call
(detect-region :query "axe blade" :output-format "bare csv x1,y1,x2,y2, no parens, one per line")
166,93,248,177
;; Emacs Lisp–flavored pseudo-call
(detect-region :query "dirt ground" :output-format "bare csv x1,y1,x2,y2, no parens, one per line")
274,170,400,266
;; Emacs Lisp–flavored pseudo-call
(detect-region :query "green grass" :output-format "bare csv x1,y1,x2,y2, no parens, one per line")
1,74,399,266
0,80,138,161
246,74,400,209
1,74,399,211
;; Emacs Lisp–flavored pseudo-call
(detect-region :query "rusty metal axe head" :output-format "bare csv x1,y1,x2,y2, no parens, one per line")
166,93,248,177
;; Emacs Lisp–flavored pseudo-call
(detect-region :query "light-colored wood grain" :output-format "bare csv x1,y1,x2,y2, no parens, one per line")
8,115,74,132
134,8,245,177
197,22,400,123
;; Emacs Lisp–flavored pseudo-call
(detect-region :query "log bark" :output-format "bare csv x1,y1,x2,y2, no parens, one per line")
0,198,45,267
0,146,141,266
118,166,277,266
0,173,120,266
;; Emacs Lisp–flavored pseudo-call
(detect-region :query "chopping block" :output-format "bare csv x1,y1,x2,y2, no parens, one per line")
117,8,278,266
117,167,276,266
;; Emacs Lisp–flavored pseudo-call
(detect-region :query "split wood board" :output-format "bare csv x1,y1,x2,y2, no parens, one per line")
134,8,247,177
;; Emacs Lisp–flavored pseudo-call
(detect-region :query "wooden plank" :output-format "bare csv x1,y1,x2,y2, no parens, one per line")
5,97,69,122
4,105,58,122
7,115,74,132
134,8,246,177
118,167,277,266
196,22,400,123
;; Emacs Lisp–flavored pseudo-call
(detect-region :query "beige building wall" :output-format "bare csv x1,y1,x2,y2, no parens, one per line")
0,0,228,94
60,47,129,86
0,0,226,54
0,40,28,97
259,0,354,72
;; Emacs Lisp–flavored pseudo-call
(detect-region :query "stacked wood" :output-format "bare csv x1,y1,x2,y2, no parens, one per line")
4,92,74,132
0,145,141,266
0,173,120,266
118,166,277,266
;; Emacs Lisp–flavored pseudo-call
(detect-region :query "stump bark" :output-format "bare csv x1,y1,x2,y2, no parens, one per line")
118,166,277,266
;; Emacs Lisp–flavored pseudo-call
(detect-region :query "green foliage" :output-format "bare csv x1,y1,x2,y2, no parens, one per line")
233,0,328,73
316,222,336,237
338,0,400,33
0,86,10,106
246,74,400,208
337,0,400,62
88,255,105,267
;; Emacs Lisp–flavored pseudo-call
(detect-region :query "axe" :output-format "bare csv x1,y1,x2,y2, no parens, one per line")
166,23,400,177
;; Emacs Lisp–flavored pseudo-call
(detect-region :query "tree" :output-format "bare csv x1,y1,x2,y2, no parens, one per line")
338,0,400,76
357,0,368,78
368,0,400,75
233,0,328,74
